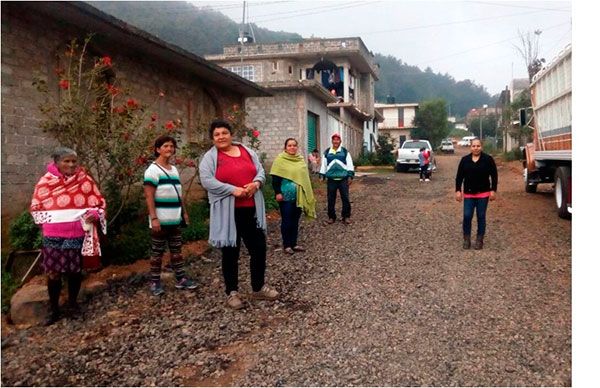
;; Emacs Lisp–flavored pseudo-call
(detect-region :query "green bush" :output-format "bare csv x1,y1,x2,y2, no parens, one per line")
482,139,497,154
262,175,279,211
182,200,209,242
103,218,151,265
502,148,523,161
8,210,42,251
355,151,374,166
1,270,20,313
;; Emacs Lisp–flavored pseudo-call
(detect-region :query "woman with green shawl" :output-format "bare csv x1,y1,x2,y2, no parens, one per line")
270,138,317,255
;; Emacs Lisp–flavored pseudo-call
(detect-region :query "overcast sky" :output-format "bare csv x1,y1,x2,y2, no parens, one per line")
192,0,571,94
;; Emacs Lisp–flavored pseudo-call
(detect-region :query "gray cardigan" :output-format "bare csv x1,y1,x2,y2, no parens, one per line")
199,143,267,247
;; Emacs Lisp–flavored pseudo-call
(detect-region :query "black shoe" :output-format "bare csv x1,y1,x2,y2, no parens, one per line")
474,235,484,250
463,235,471,249
64,303,83,320
44,311,61,326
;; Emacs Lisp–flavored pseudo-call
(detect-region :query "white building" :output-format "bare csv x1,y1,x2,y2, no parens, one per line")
374,103,418,148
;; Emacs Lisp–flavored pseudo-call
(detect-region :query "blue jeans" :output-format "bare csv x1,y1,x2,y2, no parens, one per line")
463,197,489,236
279,200,302,249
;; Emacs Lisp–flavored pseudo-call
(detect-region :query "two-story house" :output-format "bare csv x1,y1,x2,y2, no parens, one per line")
374,103,419,148
206,37,380,161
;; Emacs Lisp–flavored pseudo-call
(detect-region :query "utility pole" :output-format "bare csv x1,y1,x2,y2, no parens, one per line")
238,1,247,65
479,104,488,140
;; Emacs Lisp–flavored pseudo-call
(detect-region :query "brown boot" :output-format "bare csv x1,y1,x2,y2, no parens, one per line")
463,234,471,249
474,235,484,250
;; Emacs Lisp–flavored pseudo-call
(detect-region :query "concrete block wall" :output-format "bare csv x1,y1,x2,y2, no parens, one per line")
244,90,303,165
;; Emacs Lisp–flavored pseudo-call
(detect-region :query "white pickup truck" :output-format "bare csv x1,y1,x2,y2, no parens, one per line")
395,139,437,173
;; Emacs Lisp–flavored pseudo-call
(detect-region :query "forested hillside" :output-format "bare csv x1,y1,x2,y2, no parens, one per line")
375,54,494,117
89,1,493,117
89,1,303,55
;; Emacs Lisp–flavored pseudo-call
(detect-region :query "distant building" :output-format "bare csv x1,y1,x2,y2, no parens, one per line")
374,103,419,147
206,37,380,160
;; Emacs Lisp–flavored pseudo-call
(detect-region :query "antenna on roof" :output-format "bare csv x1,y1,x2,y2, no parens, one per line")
237,1,254,46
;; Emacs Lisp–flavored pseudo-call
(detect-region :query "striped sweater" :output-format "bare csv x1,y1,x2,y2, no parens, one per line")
143,163,183,226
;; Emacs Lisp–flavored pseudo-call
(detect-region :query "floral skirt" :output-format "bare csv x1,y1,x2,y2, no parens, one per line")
41,237,84,274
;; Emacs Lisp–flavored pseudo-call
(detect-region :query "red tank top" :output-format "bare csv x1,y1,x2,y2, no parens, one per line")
215,146,257,207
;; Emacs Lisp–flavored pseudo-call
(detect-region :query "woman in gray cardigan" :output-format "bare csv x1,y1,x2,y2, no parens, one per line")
199,119,279,310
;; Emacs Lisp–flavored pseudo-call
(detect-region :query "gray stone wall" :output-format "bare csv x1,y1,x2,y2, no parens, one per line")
1,5,242,231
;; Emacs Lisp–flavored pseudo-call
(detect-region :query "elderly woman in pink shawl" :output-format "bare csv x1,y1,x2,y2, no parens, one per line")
30,147,106,325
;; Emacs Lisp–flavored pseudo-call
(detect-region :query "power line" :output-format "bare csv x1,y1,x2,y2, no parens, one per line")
249,2,380,23
414,21,571,67
465,0,570,13
354,8,566,36
239,0,365,19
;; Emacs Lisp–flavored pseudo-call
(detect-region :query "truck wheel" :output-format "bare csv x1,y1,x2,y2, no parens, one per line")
524,168,537,193
554,166,571,219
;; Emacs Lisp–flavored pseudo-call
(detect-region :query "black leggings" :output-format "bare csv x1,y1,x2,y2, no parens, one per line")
221,207,267,294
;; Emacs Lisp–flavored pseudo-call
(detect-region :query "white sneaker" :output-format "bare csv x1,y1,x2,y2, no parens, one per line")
419,179,424,182
226,291,243,310
252,284,279,300
425,179,430,182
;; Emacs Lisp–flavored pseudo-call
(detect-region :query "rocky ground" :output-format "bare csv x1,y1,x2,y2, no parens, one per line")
1,149,571,386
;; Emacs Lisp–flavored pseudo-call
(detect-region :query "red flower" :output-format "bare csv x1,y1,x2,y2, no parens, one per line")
151,112,158,122
135,156,147,166
126,98,138,109
252,130,260,138
164,121,175,131
58,79,70,90
106,84,119,96
102,56,112,67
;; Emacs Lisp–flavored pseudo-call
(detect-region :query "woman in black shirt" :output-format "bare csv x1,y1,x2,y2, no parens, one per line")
455,138,497,249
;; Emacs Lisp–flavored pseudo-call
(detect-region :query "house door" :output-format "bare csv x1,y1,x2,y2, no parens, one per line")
307,112,319,152
399,135,406,147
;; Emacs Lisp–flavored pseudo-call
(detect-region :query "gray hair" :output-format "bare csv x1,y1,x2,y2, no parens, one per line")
51,147,77,163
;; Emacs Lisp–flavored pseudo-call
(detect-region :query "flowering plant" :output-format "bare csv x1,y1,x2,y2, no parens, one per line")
223,104,262,151
33,36,187,225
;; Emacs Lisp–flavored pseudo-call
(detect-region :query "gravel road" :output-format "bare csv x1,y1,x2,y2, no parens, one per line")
1,149,571,386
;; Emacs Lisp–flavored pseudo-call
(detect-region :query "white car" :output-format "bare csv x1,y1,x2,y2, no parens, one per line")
395,140,437,173
458,135,477,147
440,140,454,153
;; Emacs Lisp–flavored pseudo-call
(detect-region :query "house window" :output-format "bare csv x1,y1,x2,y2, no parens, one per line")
227,65,256,81
288,65,293,74
272,61,278,71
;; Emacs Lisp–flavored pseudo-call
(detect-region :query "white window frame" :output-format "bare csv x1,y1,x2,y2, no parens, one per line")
227,65,256,82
